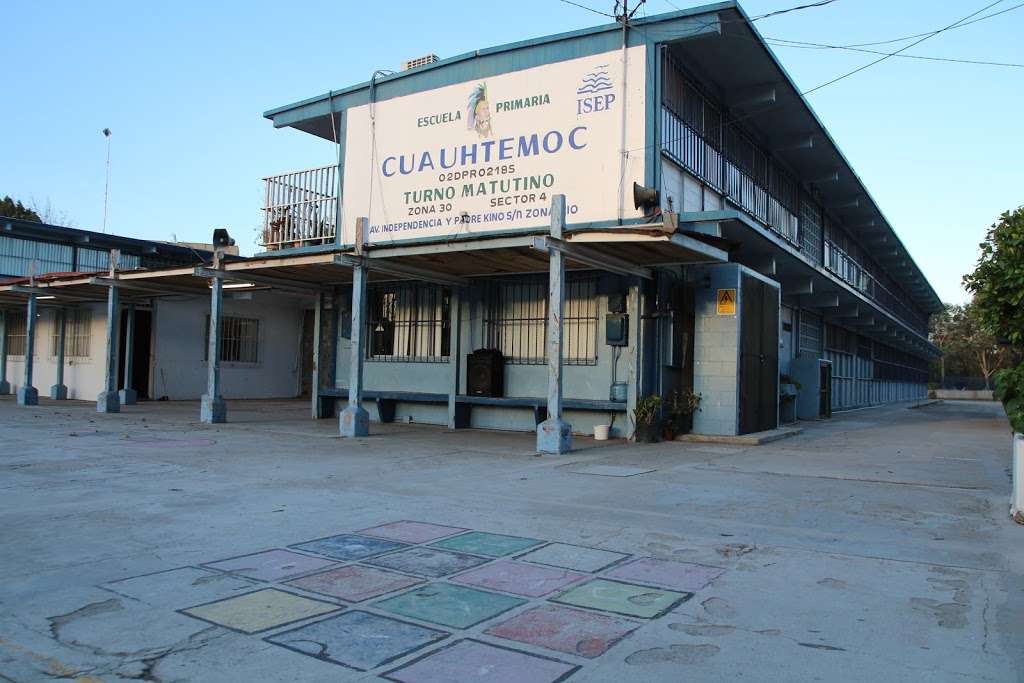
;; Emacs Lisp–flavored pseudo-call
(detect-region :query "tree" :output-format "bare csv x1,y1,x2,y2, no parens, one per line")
937,302,1010,389
0,195,41,221
963,207,1024,346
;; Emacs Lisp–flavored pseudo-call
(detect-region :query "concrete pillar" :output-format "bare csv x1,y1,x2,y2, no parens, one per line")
1012,433,1024,524
447,288,462,430
0,310,10,395
626,279,642,440
50,309,68,400
340,251,369,437
537,195,571,454
201,275,227,423
97,285,121,413
311,291,325,419
16,295,39,406
118,305,137,405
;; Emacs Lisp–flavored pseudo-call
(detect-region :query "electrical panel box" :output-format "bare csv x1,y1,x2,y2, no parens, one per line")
607,292,626,314
605,313,628,346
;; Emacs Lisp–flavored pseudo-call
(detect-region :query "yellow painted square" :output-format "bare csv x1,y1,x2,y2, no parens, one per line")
181,588,341,634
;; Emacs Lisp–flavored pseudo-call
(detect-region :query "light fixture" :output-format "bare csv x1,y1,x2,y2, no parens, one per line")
37,295,56,300
223,282,254,289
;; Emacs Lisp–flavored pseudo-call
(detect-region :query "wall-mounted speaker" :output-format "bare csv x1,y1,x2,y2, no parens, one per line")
467,349,504,397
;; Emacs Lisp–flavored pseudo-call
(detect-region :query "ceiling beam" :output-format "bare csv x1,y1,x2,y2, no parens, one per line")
6,284,109,303
531,237,653,280
194,267,321,294
89,276,206,298
780,278,813,295
336,254,470,287
801,292,841,308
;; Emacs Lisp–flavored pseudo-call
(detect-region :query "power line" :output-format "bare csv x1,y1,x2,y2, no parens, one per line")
802,0,1006,95
766,37,1024,68
820,1,1024,48
557,0,616,19
750,0,840,21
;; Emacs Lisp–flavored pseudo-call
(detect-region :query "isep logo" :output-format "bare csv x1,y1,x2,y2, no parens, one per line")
576,65,615,115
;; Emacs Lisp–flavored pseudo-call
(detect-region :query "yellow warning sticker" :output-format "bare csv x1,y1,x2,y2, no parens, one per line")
717,288,736,315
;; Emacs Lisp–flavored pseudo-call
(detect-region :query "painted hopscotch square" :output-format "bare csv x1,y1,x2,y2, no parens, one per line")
429,531,544,557
603,557,727,592
100,566,258,610
201,549,337,582
382,638,579,683
450,560,585,598
265,610,448,672
286,565,423,602
516,542,630,573
486,604,640,659
179,588,341,634
550,578,692,619
358,520,468,544
365,547,490,579
373,582,526,629
290,533,408,561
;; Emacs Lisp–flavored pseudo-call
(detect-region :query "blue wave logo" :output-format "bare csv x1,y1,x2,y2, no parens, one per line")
577,65,613,95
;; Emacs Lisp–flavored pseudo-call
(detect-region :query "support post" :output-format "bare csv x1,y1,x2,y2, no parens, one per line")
537,195,571,454
118,304,137,405
50,309,68,399
447,288,463,430
626,278,642,440
311,291,324,419
0,310,10,395
340,218,370,437
201,259,227,423
1012,433,1023,525
16,295,39,406
97,284,121,412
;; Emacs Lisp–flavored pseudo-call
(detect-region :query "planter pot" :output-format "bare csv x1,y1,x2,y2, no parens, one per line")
593,424,610,441
635,423,661,443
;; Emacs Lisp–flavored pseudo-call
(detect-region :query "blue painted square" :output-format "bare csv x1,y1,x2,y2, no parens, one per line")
291,534,407,561
266,610,448,672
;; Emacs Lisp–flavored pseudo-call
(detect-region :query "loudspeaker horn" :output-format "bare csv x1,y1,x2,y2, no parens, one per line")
633,182,660,210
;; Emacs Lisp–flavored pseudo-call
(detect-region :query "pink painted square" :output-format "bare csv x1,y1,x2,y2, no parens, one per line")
358,521,468,544
450,560,585,598
286,565,423,602
603,557,726,591
486,604,640,659
202,549,337,582
384,639,577,683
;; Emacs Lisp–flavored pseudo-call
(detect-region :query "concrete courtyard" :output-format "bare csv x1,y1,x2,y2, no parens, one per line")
0,397,1020,682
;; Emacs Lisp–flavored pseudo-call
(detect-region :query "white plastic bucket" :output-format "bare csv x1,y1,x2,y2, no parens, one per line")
593,424,610,441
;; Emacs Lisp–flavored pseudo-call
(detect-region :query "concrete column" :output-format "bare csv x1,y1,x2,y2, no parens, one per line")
50,309,68,400
201,275,227,423
447,288,462,430
340,254,369,437
626,279,642,440
537,195,571,454
97,285,121,412
16,295,39,406
0,310,10,395
118,305,137,405
311,291,324,419
1012,433,1024,524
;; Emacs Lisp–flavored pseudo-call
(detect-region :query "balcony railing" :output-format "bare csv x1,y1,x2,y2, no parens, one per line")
262,165,338,250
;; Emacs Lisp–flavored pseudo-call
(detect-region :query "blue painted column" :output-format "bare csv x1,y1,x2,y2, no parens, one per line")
626,279,642,441
340,221,369,438
97,285,121,412
447,287,462,430
537,195,571,454
16,295,39,406
118,305,137,405
201,274,227,423
311,291,324,419
50,309,68,400
0,310,10,395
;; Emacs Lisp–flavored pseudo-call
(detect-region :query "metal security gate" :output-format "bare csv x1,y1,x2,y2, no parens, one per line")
738,275,779,434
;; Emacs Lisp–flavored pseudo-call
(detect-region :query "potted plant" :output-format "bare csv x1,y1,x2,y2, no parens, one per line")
633,395,663,443
664,389,702,439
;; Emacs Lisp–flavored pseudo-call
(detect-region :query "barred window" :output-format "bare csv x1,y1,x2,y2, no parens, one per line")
205,315,260,363
483,275,598,366
367,283,450,362
5,312,27,356
51,310,91,358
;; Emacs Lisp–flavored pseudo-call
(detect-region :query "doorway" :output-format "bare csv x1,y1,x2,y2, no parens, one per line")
738,274,779,434
117,309,153,399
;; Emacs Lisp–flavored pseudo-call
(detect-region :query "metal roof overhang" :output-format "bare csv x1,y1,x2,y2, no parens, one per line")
664,7,942,316
679,210,939,358
0,228,728,307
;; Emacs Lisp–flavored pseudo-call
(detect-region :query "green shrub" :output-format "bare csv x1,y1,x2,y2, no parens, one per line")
993,362,1024,434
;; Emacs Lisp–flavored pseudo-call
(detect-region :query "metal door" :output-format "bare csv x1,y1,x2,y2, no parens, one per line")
739,275,779,434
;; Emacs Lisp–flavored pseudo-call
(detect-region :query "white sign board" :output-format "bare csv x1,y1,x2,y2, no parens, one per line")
341,45,647,245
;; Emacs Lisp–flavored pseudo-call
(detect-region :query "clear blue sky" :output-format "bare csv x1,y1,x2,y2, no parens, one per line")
2,0,1020,303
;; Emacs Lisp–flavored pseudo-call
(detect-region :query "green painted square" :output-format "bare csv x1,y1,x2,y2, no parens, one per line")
374,582,526,629
429,531,543,557
550,579,691,619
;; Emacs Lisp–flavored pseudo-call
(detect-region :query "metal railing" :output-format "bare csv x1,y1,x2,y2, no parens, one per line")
262,165,338,250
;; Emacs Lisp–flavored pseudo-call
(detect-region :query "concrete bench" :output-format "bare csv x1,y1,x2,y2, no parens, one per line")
316,387,625,427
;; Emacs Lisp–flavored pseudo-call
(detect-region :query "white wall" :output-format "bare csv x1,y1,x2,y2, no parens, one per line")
151,291,306,400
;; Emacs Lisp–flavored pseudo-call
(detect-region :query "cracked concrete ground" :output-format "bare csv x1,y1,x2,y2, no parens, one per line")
0,397,1021,681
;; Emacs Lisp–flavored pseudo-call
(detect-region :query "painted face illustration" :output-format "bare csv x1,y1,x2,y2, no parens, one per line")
467,83,492,138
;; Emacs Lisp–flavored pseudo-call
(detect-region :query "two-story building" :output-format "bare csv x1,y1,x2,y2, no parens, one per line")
2,1,941,450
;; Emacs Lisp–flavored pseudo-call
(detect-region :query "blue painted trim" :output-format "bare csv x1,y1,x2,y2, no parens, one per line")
254,243,343,258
